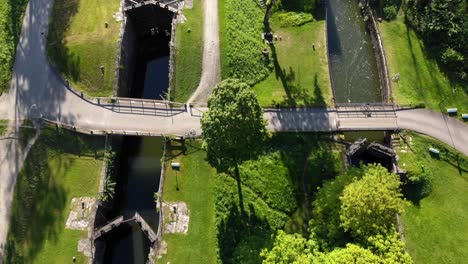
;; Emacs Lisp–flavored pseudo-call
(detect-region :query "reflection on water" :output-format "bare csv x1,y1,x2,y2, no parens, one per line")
327,0,381,103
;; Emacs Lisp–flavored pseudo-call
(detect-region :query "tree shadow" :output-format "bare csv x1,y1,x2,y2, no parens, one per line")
269,133,341,236
47,0,81,82
5,128,103,262
269,43,326,107
217,203,274,264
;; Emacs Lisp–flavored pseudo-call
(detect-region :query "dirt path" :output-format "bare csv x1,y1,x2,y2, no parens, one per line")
187,0,221,104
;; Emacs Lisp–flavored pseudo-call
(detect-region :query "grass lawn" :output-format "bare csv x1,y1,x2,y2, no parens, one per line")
5,128,105,263
47,0,121,97
252,17,331,107
0,119,7,136
380,15,467,113
157,140,218,263
0,0,28,94
397,132,468,264
171,1,203,102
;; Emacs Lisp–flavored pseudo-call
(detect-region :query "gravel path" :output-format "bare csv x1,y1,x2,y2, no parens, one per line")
187,0,221,103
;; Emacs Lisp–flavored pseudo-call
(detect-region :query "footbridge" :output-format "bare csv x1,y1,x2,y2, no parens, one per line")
36,99,468,156
93,212,157,243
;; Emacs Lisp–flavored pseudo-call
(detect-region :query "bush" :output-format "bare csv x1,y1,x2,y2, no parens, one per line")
223,0,272,85
277,12,314,27
383,5,398,20
239,152,297,213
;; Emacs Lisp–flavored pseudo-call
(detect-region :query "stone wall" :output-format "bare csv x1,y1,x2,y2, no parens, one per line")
114,12,138,97
359,0,392,103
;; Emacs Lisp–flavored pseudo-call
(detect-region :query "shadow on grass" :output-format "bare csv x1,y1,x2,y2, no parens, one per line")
5,128,103,263
47,0,81,82
269,42,326,107
217,203,274,264
269,133,341,236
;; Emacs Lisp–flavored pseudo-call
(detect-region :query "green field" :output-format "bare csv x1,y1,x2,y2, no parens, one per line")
380,16,467,113
0,0,28,94
171,1,203,102
157,140,218,263
5,128,105,263
397,132,468,263
47,0,121,97
252,16,331,107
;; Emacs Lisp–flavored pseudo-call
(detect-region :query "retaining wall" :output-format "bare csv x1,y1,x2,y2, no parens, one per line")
114,12,138,97
358,0,392,103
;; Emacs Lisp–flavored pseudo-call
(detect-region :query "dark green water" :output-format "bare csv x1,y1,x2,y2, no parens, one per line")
327,0,381,103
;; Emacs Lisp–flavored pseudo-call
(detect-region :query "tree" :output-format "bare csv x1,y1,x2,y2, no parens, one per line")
261,230,413,264
340,164,406,237
310,167,362,249
260,231,320,264
201,79,269,208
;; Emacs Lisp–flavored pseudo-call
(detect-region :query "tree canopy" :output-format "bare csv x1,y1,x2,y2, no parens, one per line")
340,165,406,237
201,78,269,171
262,164,412,263
261,230,412,264
406,0,467,82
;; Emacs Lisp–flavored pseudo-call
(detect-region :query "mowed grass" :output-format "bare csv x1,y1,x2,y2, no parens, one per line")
48,0,121,97
0,0,28,94
157,140,218,263
5,128,105,263
252,18,331,107
380,16,467,113
398,132,468,264
171,1,203,102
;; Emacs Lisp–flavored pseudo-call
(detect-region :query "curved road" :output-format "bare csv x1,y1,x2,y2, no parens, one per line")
187,0,221,103
0,0,467,258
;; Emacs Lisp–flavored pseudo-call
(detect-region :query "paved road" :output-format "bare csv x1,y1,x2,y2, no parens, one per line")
187,0,221,103
0,0,468,259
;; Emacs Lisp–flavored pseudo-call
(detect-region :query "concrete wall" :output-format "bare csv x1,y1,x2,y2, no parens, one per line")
114,14,138,97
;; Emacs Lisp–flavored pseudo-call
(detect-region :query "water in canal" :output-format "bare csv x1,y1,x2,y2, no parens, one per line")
127,5,173,99
327,0,381,103
102,136,163,263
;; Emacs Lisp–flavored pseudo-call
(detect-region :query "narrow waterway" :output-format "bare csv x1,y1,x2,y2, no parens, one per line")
327,0,381,103
127,5,173,99
102,136,163,263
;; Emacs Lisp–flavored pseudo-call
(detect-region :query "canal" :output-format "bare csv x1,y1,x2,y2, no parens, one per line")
126,4,173,99
100,136,164,263
327,0,381,104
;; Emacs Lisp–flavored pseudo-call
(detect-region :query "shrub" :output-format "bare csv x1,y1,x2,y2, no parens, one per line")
277,12,314,27
383,5,398,20
223,0,272,85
